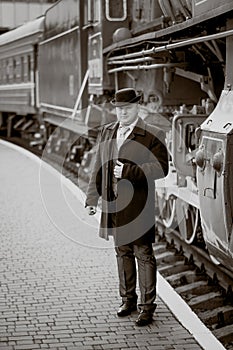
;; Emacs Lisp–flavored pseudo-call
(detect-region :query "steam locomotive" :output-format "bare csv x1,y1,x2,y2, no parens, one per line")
0,0,233,271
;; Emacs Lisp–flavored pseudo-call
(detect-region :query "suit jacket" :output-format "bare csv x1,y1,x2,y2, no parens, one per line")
85,117,169,246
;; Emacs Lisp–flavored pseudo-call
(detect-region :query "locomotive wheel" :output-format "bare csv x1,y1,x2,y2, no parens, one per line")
157,195,176,229
176,200,199,244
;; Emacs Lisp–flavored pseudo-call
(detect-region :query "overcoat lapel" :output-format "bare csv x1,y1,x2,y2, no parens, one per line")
105,122,118,159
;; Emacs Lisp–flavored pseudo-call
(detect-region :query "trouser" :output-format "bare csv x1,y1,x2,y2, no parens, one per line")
115,242,157,312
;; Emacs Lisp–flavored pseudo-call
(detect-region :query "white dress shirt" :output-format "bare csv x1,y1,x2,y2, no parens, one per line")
114,118,138,179
117,118,138,149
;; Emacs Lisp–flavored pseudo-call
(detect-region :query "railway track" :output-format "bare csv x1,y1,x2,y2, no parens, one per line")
3,136,233,350
155,228,233,349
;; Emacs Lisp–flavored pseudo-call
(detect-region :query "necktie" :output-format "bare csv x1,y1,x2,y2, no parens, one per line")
117,126,130,149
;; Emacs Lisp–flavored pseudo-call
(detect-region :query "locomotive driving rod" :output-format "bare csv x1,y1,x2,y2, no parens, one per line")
107,28,233,61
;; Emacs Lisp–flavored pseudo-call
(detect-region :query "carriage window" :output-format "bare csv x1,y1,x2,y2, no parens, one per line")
0,61,2,83
27,55,31,82
6,60,9,83
21,57,25,81
13,58,17,81
105,0,127,21
2,61,5,83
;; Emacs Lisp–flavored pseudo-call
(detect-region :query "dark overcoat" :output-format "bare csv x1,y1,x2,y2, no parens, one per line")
85,117,168,246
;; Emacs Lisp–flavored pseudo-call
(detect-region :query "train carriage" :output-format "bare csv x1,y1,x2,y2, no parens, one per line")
38,0,87,121
0,16,44,135
37,0,89,156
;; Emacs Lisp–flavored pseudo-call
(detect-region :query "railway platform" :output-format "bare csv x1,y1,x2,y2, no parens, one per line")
0,140,226,350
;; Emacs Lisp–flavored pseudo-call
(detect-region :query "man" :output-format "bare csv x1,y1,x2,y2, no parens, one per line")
85,88,168,326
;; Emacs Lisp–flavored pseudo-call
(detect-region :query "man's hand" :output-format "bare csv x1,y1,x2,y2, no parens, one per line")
114,160,124,178
86,206,97,215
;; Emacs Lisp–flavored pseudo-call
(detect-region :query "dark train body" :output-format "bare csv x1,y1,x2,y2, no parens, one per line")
0,0,233,270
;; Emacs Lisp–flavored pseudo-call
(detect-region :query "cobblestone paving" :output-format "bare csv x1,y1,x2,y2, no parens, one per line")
0,144,204,350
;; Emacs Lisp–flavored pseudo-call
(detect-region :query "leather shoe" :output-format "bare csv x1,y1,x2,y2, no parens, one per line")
135,310,153,326
117,302,137,317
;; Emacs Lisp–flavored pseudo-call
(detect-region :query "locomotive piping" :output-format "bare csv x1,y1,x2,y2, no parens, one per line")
107,28,233,62
108,62,186,74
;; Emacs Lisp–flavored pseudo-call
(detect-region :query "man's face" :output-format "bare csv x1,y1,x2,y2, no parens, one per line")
116,103,138,126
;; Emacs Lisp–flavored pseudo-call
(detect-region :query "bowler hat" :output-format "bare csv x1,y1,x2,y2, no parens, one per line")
111,88,141,106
